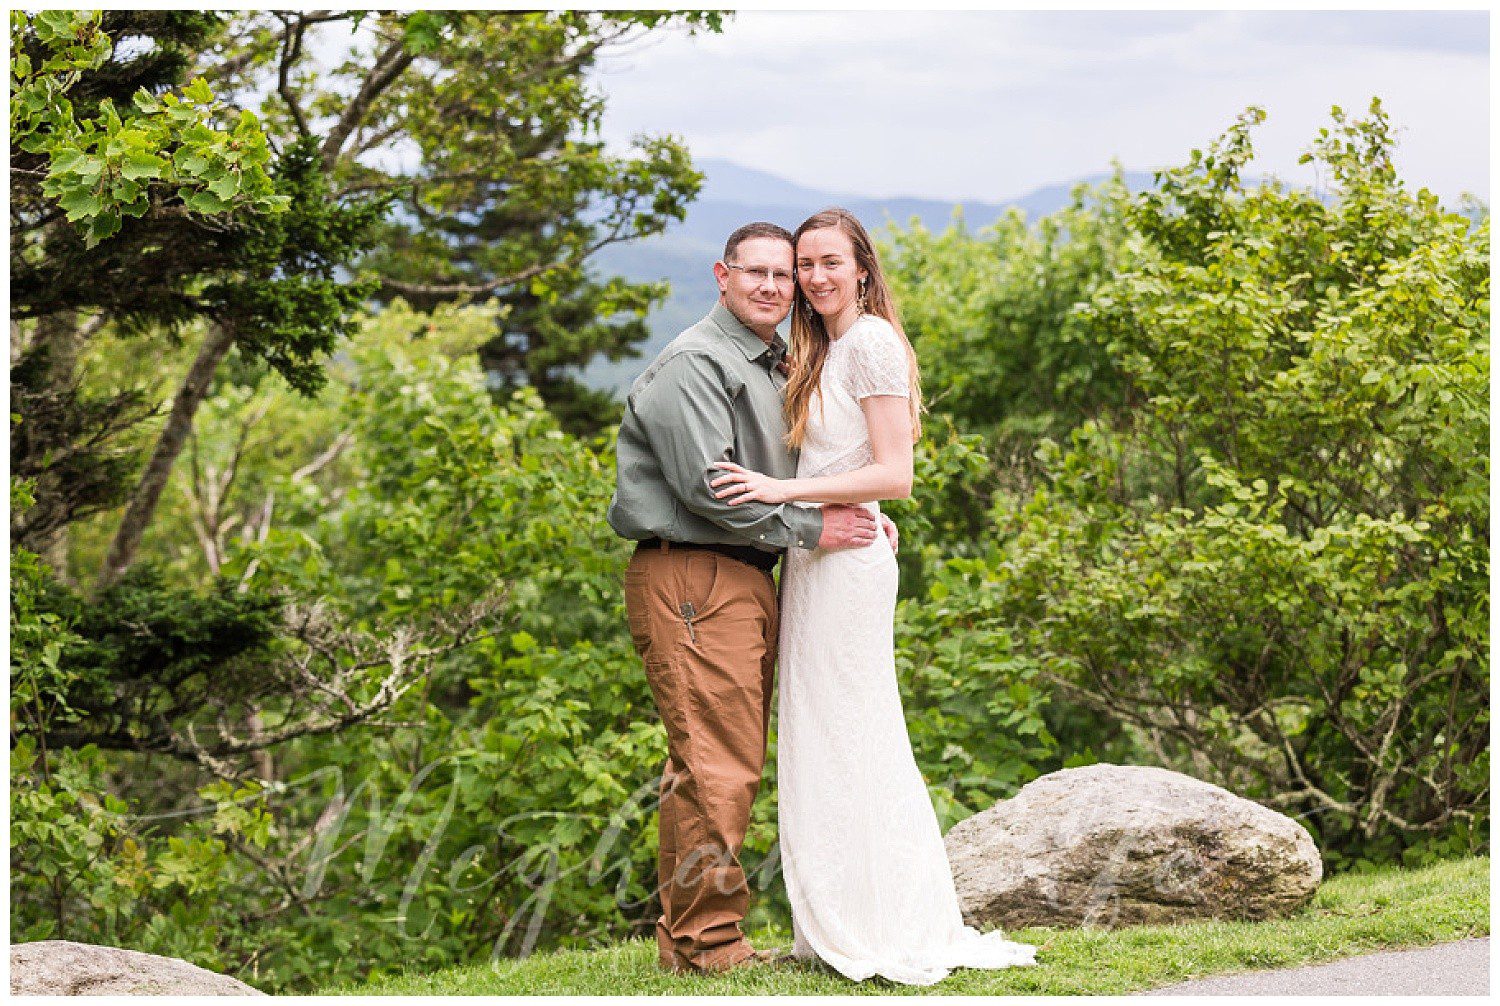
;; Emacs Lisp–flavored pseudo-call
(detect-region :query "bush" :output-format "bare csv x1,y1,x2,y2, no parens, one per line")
929,101,1488,869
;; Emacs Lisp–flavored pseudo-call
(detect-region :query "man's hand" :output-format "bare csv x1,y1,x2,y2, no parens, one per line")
879,513,899,554
817,503,879,551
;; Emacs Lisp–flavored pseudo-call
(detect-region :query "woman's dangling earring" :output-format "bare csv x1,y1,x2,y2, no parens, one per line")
802,295,815,322
857,278,868,316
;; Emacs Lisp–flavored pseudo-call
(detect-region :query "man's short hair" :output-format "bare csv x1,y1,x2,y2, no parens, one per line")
723,222,793,263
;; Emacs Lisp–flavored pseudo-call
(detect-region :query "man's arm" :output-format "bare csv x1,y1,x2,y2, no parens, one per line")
633,352,825,549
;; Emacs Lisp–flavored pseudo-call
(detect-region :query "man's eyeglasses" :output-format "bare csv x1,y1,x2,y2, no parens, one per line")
726,263,795,288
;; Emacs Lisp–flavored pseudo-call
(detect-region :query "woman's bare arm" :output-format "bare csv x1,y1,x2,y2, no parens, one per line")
710,395,913,505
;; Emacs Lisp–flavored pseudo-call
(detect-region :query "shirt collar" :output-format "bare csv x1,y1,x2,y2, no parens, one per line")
709,301,786,369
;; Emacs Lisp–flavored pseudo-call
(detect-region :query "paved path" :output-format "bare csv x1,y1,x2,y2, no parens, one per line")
1138,937,1489,996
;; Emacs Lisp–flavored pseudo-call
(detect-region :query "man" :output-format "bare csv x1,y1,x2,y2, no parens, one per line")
607,222,897,974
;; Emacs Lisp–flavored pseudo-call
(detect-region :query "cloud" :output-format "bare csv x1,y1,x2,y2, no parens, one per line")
593,11,1488,205
1242,11,1487,55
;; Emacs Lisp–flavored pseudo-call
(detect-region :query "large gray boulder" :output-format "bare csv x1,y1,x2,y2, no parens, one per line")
9,940,264,996
944,763,1322,929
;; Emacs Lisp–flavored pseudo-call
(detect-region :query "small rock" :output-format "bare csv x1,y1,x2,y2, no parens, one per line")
9,940,264,996
944,763,1322,929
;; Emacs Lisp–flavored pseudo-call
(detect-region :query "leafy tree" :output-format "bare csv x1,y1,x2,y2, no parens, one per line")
14,10,719,589
886,174,1135,446
943,101,1488,868
10,309,658,988
8,348,154,562
10,11,298,570
478,269,659,436
209,10,718,434
10,11,287,270
10,11,386,590
94,137,385,590
881,175,1137,553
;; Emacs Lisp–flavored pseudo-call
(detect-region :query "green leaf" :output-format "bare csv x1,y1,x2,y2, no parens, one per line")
174,149,209,175
83,207,121,246
181,77,214,104
207,173,239,201
48,148,86,174
72,154,104,181
57,187,101,220
120,151,165,181
131,87,160,114
184,189,230,214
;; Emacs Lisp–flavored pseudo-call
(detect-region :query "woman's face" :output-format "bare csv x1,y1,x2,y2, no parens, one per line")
796,227,867,321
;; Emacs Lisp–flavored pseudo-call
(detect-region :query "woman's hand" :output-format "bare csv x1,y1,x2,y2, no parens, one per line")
710,461,791,505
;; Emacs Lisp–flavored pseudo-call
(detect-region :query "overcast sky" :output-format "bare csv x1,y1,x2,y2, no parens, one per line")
590,10,1489,206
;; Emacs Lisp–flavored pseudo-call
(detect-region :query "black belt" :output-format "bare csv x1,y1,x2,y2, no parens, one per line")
635,537,780,573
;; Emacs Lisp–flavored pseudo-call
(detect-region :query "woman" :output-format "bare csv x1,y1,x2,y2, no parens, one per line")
709,208,1039,984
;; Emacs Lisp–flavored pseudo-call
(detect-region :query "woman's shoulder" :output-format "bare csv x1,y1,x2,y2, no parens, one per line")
847,315,907,358
840,313,910,398
849,313,898,339
843,314,902,354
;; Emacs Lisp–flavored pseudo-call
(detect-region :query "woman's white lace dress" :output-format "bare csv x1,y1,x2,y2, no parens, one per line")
777,315,1038,985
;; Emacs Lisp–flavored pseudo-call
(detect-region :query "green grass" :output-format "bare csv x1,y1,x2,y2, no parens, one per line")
322,855,1489,995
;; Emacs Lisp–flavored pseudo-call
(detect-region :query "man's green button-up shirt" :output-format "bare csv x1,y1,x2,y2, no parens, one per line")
607,302,825,553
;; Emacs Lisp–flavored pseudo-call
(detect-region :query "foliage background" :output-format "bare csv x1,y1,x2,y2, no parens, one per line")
9,11,1489,995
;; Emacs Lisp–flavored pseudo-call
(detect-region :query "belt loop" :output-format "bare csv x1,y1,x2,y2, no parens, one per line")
659,538,669,553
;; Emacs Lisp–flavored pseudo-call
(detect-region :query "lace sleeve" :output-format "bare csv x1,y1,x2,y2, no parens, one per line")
845,319,910,400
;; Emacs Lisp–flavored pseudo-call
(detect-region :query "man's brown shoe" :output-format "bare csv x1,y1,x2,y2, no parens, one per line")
659,942,762,975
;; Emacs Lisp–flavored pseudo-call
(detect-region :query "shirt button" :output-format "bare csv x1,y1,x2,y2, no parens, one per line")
759,534,766,540
797,539,804,546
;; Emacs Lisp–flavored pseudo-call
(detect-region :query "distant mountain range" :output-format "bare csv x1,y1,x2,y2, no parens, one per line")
577,158,1160,395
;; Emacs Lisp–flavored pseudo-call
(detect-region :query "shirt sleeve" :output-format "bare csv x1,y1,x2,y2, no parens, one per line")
631,351,826,549
846,319,911,400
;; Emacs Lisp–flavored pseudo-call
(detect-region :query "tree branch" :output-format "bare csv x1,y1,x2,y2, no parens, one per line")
320,33,417,173
275,13,311,140
375,227,629,300
97,319,238,592
196,11,345,86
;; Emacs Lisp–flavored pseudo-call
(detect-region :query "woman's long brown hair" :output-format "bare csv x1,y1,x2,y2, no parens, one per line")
783,207,924,449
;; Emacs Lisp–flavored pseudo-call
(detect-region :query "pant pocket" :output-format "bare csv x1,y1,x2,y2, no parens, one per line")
643,654,694,757
677,550,723,622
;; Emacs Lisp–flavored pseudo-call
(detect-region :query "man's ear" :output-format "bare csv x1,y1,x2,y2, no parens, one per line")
712,260,730,294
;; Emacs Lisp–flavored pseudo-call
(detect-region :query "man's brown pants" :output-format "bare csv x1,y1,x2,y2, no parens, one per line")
623,541,779,972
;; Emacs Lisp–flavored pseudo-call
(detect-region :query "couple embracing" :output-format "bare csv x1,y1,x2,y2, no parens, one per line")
606,209,1039,985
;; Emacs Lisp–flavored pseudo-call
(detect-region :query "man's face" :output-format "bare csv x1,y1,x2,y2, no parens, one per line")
713,236,795,335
